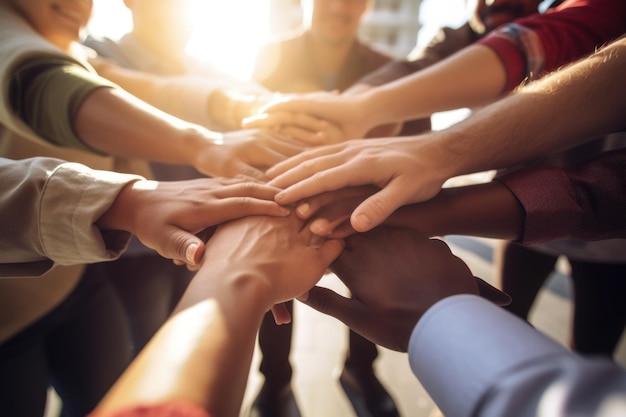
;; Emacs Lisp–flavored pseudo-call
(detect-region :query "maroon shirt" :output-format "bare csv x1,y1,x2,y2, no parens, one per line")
496,148,626,243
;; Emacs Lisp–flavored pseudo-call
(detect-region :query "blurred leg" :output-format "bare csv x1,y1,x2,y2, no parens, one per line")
342,313,399,417
0,330,50,417
104,253,193,355
252,301,299,417
48,266,132,417
569,260,626,357
495,241,558,319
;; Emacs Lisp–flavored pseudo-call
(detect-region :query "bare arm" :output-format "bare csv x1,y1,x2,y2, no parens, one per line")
92,213,344,417
266,36,626,232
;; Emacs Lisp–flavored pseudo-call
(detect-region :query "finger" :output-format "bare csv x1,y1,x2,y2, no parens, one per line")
350,179,411,232
309,215,351,237
242,112,296,129
296,186,375,219
326,221,358,239
316,238,346,266
279,125,327,146
156,227,207,265
266,143,346,180
282,112,329,132
230,162,268,181
210,198,292,222
274,164,361,206
271,303,292,324
298,286,362,328
263,136,307,157
250,142,306,169
214,182,283,201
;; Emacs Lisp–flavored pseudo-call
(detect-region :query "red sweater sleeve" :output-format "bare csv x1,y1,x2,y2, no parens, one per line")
88,402,212,417
495,148,626,243
477,0,626,92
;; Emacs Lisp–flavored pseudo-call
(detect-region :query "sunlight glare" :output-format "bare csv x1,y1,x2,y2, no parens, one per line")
186,0,271,81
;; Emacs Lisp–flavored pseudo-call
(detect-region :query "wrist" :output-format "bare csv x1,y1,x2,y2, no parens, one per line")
180,262,273,321
361,89,385,129
180,126,222,169
96,179,147,232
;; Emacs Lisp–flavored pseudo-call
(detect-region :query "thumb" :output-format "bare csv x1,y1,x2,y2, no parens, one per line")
159,227,206,266
317,238,345,266
351,180,408,232
298,286,360,327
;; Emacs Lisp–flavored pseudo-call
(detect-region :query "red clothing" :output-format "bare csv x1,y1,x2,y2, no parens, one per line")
361,0,626,95
88,402,211,417
496,148,626,243
479,0,626,91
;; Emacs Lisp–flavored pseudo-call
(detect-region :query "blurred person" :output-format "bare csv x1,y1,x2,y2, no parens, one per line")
250,1,404,415
350,0,626,359
244,0,626,141
84,0,269,136
0,0,300,415
0,159,342,417
84,0,281,362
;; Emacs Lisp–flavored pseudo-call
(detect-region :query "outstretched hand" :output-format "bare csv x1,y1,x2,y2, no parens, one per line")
267,136,450,232
180,211,345,317
194,129,305,181
97,176,292,267
299,227,484,352
243,91,371,141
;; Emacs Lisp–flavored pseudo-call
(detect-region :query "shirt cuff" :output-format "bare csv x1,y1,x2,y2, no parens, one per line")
408,294,567,417
40,162,143,265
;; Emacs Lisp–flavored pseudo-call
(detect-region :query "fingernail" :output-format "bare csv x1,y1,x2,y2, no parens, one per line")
297,291,309,302
355,213,371,230
279,207,291,216
186,243,198,264
297,202,310,217
275,192,286,203
310,222,328,236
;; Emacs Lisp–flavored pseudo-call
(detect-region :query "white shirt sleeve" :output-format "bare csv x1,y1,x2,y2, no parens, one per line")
408,294,626,417
0,157,142,277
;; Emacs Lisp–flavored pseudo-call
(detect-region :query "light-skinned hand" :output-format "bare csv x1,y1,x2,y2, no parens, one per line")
97,177,291,267
243,92,371,141
266,136,452,232
194,128,305,181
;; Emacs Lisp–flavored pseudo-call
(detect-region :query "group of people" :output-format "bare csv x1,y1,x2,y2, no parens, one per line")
1,1,625,417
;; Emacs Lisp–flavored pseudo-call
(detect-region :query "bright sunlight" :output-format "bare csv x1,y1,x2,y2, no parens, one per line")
88,0,273,81
87,0,479,83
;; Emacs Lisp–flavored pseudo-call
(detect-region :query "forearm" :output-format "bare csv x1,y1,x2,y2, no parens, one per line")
0,158,138,276
434,37,626,179
384,181,524,240
363,45,506,125
97,262,269,417
74,87,218,165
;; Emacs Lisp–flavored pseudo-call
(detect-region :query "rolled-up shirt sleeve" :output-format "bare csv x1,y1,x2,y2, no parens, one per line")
494,148,626,243
476,0,626,92
0,157,143,277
